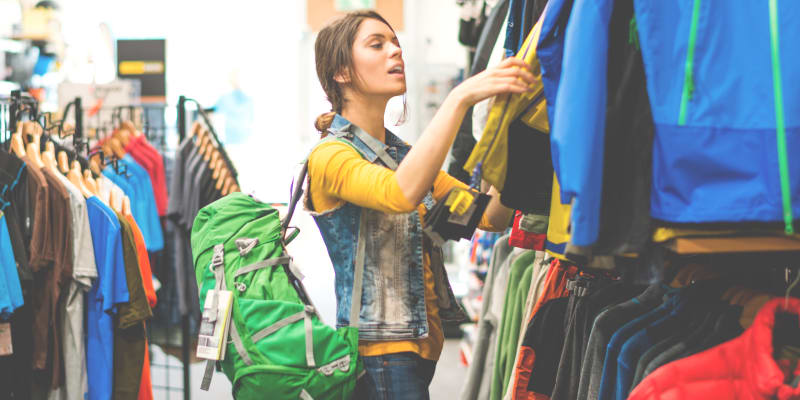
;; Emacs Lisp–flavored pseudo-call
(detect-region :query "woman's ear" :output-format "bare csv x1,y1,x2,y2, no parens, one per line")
334,68,351,84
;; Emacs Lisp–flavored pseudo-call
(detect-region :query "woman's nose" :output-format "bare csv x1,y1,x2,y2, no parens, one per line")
388,42,402,58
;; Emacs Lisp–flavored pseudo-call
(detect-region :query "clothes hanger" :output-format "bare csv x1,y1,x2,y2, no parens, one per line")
89,155,103,176
57,151,70,174
121,120,143,138
216,167,228,190
203,137,215,162
121,195,132,216
10,121,26,157
68,160,92,198
23,122,44,169
190,121,202,137
83,169,99,196
114,126,132,147
109,137,126,159
230,183,240,193
210,151,221,179
42,141,58,172
222,176,233,196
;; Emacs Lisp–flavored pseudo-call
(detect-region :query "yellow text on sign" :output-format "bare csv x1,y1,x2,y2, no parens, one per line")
119,61,164,75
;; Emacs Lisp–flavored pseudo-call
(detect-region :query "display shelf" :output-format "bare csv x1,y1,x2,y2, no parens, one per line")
663,235,800,254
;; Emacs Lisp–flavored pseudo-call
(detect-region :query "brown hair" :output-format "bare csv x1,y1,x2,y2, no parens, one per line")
313,10,406,135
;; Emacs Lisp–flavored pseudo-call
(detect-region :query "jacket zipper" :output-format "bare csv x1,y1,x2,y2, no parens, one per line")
678,0,702,126
768,0,794,234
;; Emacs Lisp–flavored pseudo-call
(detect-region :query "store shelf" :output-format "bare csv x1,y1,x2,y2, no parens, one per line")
664,235,800,254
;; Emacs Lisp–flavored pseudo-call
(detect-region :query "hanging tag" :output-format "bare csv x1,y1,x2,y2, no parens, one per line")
0,323,12,356
445,188,475,216
197,290,234,361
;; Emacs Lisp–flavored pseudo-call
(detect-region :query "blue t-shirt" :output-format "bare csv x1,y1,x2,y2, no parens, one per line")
85,197,129,400
103,155,164,251
0,211,23,318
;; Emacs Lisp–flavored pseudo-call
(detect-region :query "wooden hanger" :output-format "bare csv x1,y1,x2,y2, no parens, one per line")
57,151,70,174
122,195,132,216
68,160,93,198
83,169,99,196
109,137,126,159
89,155,102,176
203,137,214,161
190,121,202,137
42,141,58,172
122,121,142,138
115,127,132,147
222,176,233,196
106,183,119,211
21,122,44,168
230,183,240,194
669,263,723,288
10,122,26,157
216,167,228,190
211,154,221,180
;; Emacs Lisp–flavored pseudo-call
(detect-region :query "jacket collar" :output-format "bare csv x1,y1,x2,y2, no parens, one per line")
746,297,800,399
329,114,407,163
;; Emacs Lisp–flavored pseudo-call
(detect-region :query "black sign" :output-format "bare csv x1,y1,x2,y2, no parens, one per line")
116,39,166,100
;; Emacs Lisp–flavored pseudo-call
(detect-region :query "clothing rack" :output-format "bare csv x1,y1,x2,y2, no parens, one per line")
177,95,238,179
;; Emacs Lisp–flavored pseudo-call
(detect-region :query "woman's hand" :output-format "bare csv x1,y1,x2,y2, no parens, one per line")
392,58,536,208
452,57,537,109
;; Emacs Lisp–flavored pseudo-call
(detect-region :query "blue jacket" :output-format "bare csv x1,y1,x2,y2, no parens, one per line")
546,0,800,246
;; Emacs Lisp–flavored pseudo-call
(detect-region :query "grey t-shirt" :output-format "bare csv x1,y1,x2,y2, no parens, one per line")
48,173,97,400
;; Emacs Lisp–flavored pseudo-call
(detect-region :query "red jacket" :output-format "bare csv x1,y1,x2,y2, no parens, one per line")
628,298,800,400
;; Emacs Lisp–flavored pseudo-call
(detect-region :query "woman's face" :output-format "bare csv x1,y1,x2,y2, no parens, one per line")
346,18,406,98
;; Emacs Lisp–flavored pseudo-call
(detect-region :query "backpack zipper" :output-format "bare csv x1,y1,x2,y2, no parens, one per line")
768,0,794,234
678,0,702,126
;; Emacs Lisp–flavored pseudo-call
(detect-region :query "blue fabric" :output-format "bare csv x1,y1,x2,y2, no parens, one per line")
550,0,614,246
85,197,129,400
356,352,437,400
536,0,576,181
215,89,255,145
104,155,164,251
311,114,466,340
632,0,800,223
504,0,524,57
0,212,23,318
597,292,679,400
615,294,691,400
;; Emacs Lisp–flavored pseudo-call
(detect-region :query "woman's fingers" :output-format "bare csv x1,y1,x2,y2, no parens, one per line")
492,66,536,85
491,77,532,94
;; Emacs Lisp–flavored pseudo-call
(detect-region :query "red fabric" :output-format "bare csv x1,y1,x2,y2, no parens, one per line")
629,298,800,400
510,260,577,400
125,135,168,216
138,332,154,400
509,211,546,250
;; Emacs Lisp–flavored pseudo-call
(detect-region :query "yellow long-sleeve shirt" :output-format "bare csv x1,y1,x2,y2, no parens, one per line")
308,140,501,361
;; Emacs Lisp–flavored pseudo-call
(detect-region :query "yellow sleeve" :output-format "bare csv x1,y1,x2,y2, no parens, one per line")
431,171,507,233
308,141,416,214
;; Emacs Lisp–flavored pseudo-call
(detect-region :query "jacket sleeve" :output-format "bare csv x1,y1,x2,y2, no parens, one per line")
308,141,416,214
550,0,614,246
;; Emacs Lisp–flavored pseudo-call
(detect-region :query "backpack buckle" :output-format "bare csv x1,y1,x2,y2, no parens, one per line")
211,244,225,270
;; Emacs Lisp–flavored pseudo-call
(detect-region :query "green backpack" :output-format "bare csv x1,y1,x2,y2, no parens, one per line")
191,184,363,399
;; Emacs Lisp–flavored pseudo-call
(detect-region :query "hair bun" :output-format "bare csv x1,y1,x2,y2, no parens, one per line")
314,112,336,135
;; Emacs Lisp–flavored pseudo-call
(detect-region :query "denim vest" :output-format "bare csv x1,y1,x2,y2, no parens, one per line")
306,114,468,341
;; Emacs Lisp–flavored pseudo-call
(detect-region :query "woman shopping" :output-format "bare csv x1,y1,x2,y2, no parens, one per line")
307,10,535,399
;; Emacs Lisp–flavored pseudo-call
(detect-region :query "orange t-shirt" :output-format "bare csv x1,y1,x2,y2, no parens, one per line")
125,215,157,308
125,215,156,400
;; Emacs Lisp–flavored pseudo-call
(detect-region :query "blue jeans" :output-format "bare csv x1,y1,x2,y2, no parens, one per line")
353,352,437,400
